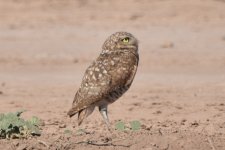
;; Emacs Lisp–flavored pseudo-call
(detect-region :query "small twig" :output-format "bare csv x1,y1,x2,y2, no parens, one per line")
207,137,216,150
45,123,59,125
38,140,49,148
73,138,132,147
158,128,163,136
87,140,131,147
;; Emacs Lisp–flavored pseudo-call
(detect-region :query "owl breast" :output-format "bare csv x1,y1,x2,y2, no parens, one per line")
103,51,139,103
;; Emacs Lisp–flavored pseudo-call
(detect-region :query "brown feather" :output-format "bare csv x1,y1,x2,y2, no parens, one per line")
67,32,139,126
78,109,86,125
67,107,78,117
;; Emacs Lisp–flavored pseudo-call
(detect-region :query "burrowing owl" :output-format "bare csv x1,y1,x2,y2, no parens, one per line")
67,32,139,129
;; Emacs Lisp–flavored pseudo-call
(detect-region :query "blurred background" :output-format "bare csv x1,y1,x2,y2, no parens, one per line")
0,0,225,149
0,0,225,72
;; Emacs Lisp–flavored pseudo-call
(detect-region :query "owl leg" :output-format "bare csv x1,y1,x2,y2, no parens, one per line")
99,105,111,130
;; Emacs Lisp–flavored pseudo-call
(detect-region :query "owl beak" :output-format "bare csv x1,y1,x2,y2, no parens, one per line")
131,40,138,48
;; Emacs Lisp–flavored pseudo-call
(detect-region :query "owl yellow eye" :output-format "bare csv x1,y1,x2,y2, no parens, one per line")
122,37,129,43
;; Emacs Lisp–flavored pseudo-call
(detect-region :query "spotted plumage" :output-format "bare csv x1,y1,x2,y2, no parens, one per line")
67,32,139,128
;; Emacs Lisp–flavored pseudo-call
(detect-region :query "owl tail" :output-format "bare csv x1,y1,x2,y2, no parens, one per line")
67,108,86,125
78,109,86,126
67,108,78,117
67,108,85,125
68,106,95,126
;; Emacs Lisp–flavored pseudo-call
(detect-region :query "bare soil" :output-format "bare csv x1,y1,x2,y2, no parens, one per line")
0,0,225,149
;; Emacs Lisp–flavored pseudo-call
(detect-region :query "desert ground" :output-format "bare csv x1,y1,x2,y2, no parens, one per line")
0,0,225,149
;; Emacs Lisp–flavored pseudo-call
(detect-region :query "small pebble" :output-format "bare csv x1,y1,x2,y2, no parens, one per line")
13,141,19,147
17,144,28,150
59,124,66,128
161,41,174,48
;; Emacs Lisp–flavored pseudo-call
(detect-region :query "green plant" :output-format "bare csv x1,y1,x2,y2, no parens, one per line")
64,129,72,135
0,111,41,139
115,120,141,131
115,121,125,131
129,120,141,131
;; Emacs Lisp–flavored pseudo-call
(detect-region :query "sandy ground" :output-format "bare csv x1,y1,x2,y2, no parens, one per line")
0,0,225,149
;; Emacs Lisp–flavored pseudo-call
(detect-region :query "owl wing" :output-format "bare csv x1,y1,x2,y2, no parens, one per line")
67,59,113,117
68,51,138,117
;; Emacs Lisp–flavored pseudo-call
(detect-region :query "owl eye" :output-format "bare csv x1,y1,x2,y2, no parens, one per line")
122,37,129,43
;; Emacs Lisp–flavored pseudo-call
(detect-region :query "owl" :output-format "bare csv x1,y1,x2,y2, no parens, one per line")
67,32,139,129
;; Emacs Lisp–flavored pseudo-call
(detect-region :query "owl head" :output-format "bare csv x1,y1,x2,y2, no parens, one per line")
102,32,138,54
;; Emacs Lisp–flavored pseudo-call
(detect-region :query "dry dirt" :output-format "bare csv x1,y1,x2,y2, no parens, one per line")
0,0,225,149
